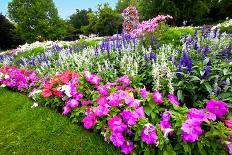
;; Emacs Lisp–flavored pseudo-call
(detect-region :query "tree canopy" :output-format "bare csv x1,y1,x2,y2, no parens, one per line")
0,14,24,50
8,0,67,42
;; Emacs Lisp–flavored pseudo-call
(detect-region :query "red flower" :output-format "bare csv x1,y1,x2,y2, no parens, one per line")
42,89,52,97
224,118,232,129
44,81,53,89
53,89,62,97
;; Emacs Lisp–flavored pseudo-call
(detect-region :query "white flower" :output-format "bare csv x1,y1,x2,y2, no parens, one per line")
31,102,39,108
58,85,72,97
0,84,6,87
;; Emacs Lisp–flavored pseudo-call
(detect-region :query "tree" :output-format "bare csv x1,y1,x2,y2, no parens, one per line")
81,4,122,36
8,0,67,42
116,0,132,12
0,13,24,50
68,9,92,34
137,0,211,25
95,4,122,36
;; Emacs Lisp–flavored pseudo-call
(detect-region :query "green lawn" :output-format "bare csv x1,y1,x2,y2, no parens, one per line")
0,88,121,155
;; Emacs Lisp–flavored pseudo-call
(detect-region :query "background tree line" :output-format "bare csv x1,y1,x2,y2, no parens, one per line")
0,0,231,50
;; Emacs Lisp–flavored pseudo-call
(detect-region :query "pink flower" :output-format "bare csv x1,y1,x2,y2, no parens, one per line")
224,118,232,129
168,94,180,106
97,85,108,95
141,124,158,145
120,110,139,126
140,88,148,98
118,75,130,85
96,96,108,105
42,89,52,97
66,99,79,108
110,132,126,147
135,106,146,118
121,141,134,154
84,70,92,81
89,75,101,85
107,93,121,106
108,116,127,133
187,108,205,120
63,106,71,115
152,91,163,104
206,99,229,118
81,100,91,105
118,90,130,100
44,81,53,89
82,115,97,129
93,105,109,117
181,119,202,143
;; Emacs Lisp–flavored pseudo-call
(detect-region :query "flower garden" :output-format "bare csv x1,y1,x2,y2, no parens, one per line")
0,7,232,155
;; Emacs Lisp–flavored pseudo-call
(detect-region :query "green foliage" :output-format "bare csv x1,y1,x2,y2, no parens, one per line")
13,47,45,64
8,0,67,43
68,9,92,35
81,3,122,36
0,14,25,50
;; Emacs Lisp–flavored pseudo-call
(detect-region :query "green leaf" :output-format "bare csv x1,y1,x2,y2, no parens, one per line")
190,76,201,82
144,106,152,116
177,90,183,102
204,82,212,94
223,68,228,75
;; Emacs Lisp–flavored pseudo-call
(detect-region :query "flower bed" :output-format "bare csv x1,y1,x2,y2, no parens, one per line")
0,65,231,154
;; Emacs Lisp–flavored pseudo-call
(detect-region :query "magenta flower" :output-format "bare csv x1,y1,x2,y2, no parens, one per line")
118,90,129,100
140,88,148,98
187,108,216,121
120,110,139,126
187,108,205,120
83,70,92,81
89,75,101,85
97,85,108,95
63,106,71,115
82,115,97,129
206,99,228,118
96,96,108,106
181,119,202,142
66,99,79,108
168,94,180,106
119,75,130,85
108,116,127,133
228,142,232,155
93,105,109,117
135,106,146,118
121,141,134,154
110,132,126,147
81,100,91,105
141,124,158,145
152,91,163,104
107,93,121,106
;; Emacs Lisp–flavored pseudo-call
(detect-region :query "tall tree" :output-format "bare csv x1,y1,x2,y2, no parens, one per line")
8,0,67,42
68,9,92,34
116,0,132,12
81,4,122,36
137,0,211,25
0,13,24,50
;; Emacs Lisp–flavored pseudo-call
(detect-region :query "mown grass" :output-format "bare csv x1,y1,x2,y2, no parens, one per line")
0,88,121,155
